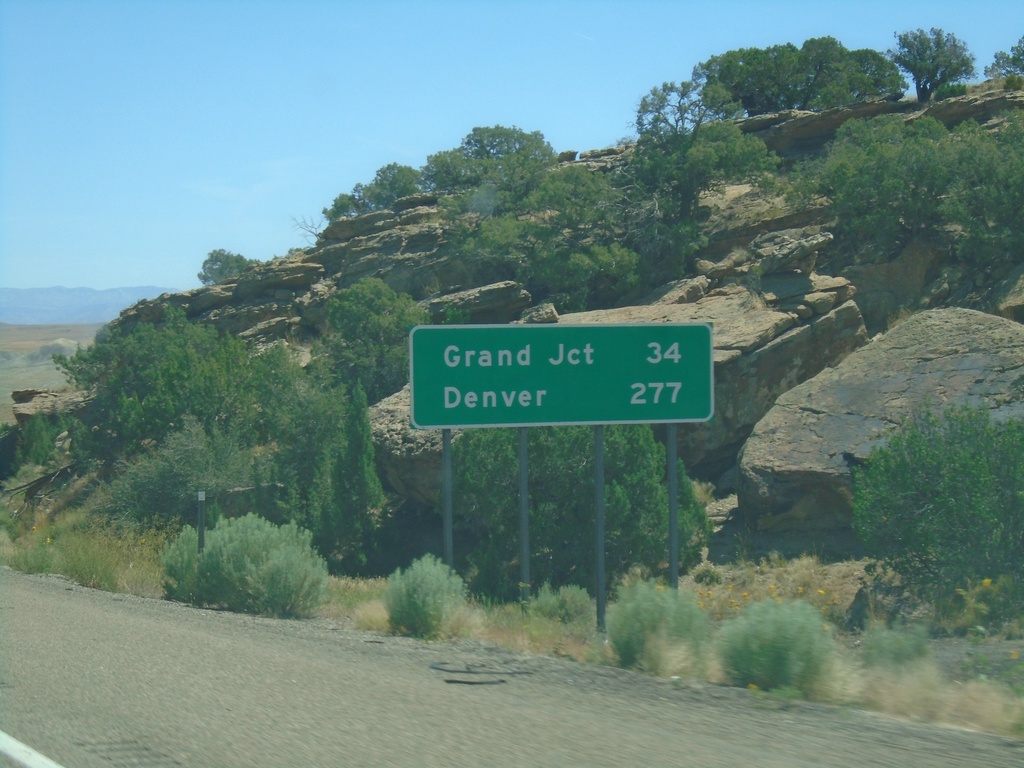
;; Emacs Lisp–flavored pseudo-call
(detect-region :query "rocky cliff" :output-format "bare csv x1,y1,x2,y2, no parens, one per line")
23,90,1024,558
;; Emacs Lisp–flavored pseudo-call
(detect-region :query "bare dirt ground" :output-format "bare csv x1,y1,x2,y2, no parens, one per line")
1,568,1021,768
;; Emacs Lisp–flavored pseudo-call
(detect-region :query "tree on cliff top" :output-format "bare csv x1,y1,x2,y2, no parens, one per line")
888,28,976,103
323,163,423,221
421,125,556,216
695,37,905,116
198,249,256,285
985,35,1024,78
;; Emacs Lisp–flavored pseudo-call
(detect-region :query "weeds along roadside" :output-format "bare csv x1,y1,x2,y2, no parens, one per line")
1,510,1022,739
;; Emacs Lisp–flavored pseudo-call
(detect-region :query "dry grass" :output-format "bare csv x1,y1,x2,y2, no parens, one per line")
859,661,1024,736
478,604,596,661
351,599,390,632
317,576,388,620
0,510,166,597
681,554,867,625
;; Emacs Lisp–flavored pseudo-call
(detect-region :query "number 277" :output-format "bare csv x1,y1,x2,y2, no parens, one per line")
630,382,682,404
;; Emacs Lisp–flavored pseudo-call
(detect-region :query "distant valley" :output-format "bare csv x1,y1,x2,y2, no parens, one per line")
0,286,175,325
0,322,103,425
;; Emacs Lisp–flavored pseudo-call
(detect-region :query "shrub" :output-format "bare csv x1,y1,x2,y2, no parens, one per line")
1005,74,1024,91
384,554,467,638
161,526,199,603
161,514,328,618
529,583,595,626
852,406,1024,623
718,599,835,695
934,82,968,100
607,580,709,670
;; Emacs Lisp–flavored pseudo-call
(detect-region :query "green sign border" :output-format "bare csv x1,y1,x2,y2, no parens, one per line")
409,323,714,429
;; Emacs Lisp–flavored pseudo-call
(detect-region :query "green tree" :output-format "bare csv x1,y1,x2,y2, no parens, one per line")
198,249,255,285
334,383,384,565
422,125,556,215
100,417,254,525
985,35,1024,78
853,406,1024,616
807,41,906,108
624,80,776,284
449,164,640,311
14,413,67,468
323,163,423,221
56,308,261,464
792,114,954,255
254,375,351,565
695,38,904,116
314,277,428,404
943,112,1024,260
453,425,709,601
888,28,976,103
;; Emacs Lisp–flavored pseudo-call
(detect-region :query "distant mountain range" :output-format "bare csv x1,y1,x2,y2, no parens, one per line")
0,286,177,325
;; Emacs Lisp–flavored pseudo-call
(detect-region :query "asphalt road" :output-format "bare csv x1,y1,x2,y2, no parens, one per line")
1,567,1021,768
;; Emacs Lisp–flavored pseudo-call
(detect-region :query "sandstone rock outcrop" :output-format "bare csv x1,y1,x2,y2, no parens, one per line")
369,386,450,506
420,281,532,324
12,389,92,426
737,308,1024,554
736,90,1024,162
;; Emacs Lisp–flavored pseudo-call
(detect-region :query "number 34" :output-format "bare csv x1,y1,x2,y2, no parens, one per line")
647,342,681,364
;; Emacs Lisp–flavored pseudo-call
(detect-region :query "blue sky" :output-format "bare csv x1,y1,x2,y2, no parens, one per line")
1,0,1021,291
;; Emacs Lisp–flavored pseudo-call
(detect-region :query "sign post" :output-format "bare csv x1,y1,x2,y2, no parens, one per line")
196,491,206,554
409,323,714,629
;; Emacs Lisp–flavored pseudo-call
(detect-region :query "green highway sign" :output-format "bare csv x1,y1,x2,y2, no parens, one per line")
409,323,714,429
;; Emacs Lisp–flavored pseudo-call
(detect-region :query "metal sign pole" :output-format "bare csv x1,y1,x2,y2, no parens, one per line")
667,423,679,588
518,427,530,610
196,491,206,554
594,425,606,633
442,428,453,569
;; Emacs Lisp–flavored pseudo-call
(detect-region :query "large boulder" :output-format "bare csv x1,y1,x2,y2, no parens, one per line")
737,308,1024,554
369,386,450,505
565,284,866,473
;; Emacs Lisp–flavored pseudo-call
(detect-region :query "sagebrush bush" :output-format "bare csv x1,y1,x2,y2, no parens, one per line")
607,580,709,670
384,554,467,638
161,514,328,618
718,599,835,696
861,624,930,669
161,526,200,602
529,583,594,626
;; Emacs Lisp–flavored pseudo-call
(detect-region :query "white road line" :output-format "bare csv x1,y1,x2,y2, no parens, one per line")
0,731,66,768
